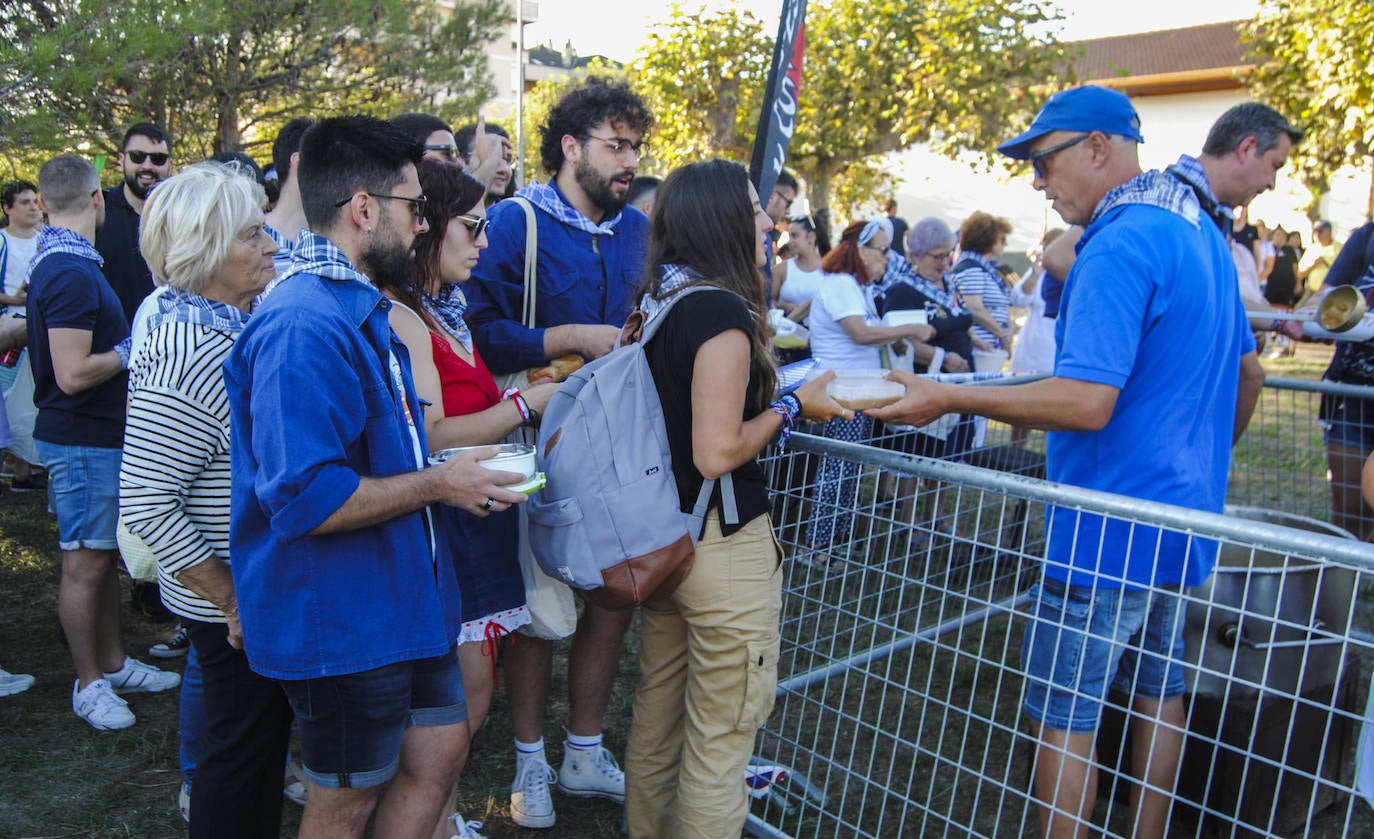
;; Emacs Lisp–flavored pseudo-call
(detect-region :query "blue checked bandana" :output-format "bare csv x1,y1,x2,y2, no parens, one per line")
880,252,966,317
422,283,474,353
147,286,252,334
1088,169,1202,231
29,225,101,277
639,263,706,326
279,230,374,288
518,181,623,236
1166,153,1234,236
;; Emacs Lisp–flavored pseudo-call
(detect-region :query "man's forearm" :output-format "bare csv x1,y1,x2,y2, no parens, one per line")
54,349,124,395
310,470,439,536
1233,351,1265,445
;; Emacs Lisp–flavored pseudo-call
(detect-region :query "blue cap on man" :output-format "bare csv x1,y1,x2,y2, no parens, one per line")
997,85,1144,160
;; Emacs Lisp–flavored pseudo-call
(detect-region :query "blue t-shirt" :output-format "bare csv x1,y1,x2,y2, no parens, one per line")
26,251,129,447
1046,202,1249,589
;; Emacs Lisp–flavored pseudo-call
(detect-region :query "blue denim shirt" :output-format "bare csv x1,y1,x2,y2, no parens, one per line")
465,185,650,374
224,243,461,679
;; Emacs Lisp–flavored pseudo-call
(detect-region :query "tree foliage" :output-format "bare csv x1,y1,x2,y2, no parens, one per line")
628,1,1066,227
0,0,510,177
1244,0,1374,216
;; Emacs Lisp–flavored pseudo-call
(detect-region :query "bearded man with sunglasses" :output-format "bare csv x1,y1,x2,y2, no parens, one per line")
95,123,173,326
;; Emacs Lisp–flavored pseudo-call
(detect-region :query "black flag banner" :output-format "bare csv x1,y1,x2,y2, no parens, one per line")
748,0,807,202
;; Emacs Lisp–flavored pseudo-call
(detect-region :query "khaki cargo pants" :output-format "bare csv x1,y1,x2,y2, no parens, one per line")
625,511,783,839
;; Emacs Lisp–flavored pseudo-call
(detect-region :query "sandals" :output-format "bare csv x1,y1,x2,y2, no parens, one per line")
794,549,848,574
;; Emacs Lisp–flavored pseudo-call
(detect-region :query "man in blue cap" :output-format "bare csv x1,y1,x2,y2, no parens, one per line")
872,85,1257,838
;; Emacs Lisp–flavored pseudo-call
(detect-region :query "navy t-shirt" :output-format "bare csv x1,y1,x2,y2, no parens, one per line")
94,185,153,326
26,252,130,447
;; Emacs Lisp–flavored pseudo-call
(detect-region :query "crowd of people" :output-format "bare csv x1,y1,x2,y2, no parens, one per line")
1,70,1371,839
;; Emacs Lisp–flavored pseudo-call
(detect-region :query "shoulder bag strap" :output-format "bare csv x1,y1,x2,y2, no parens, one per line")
510,197,538,329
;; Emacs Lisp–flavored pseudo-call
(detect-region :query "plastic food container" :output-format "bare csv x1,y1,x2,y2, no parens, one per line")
825,369,904,411
429,444,545,495
882,309,929,327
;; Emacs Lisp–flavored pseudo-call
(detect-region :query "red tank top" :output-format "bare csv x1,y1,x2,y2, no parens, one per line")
431,329,500,418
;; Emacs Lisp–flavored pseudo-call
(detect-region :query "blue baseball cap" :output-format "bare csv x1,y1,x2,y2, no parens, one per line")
997,86,1144,160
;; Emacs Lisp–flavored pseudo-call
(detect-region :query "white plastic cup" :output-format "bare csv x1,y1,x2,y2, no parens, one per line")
972,349,1008,373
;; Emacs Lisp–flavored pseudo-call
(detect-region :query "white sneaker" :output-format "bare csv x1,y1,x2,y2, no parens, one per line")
446,812,487,839
103,656,181,694
510,753,558,829
178,782,191,822
557,744,626,803
0,668,35,697
73,678,136,730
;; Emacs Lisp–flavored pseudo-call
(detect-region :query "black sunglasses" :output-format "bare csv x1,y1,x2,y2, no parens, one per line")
125,150,170,166
455,214,490,239
334,192,429,220
1029,133,1091,178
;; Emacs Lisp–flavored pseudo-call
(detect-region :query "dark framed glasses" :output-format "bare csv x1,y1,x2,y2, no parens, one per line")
455,214,490,239
1029,133,1091,178
334,192,429,220
424,144,459,160
126,150,170,166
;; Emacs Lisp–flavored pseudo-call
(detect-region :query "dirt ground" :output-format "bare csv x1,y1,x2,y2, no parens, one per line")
0,486,635,838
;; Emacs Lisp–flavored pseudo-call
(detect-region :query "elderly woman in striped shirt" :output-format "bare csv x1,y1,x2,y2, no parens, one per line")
119,161,291,839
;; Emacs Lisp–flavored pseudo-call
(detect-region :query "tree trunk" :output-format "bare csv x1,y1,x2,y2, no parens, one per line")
807,167,834,246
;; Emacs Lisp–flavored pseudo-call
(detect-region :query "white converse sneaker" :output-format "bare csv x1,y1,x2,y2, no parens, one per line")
178,782,191,822
446,812,487,839
556,744,625,803
510,753,558,829
103,656,181,694
73,678,135,730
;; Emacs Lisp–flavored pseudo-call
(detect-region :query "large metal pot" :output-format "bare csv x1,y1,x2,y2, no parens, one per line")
1184,507,1357,699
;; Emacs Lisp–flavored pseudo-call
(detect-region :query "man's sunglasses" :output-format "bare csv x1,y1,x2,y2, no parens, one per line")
126,150,170,166
334,191,429,220
1029,133,1090,179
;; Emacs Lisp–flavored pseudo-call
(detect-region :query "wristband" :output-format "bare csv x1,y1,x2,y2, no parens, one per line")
769,399,795,450
777,392,802,420
115,337,133,369
511,392,532,425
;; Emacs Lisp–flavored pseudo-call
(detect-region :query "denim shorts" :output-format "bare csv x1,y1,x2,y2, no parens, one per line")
1322,393,1374,451
279,645,467,789
1020,577,1186,733
35,441,121,551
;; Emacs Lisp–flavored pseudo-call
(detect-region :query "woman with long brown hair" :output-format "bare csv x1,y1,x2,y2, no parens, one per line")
623,159,847,838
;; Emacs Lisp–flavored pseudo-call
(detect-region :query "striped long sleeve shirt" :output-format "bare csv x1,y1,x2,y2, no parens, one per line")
120,321,236,623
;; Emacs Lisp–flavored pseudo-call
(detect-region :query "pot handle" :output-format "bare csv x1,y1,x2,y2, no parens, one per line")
1218,621,1343,651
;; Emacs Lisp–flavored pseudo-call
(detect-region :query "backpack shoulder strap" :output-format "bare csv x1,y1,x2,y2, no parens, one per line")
636,285,725,346
509,197,538,328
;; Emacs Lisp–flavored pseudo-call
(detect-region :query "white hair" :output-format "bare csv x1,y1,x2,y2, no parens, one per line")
139,161,267,293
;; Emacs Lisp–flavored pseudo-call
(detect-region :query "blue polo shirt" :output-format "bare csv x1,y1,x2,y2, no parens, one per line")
1046,200,1248,589
224,256,461,680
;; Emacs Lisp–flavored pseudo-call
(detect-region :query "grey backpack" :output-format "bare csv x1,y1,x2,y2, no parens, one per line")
527,286,737,609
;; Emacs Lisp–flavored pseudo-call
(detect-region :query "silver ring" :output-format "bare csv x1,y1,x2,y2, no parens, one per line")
482,498,495,510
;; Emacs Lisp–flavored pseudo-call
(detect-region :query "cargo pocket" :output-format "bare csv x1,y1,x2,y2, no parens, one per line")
734,636,781,732
526,495,602,591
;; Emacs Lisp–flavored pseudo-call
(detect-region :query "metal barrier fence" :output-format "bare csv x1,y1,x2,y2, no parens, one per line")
743,378,1374,839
